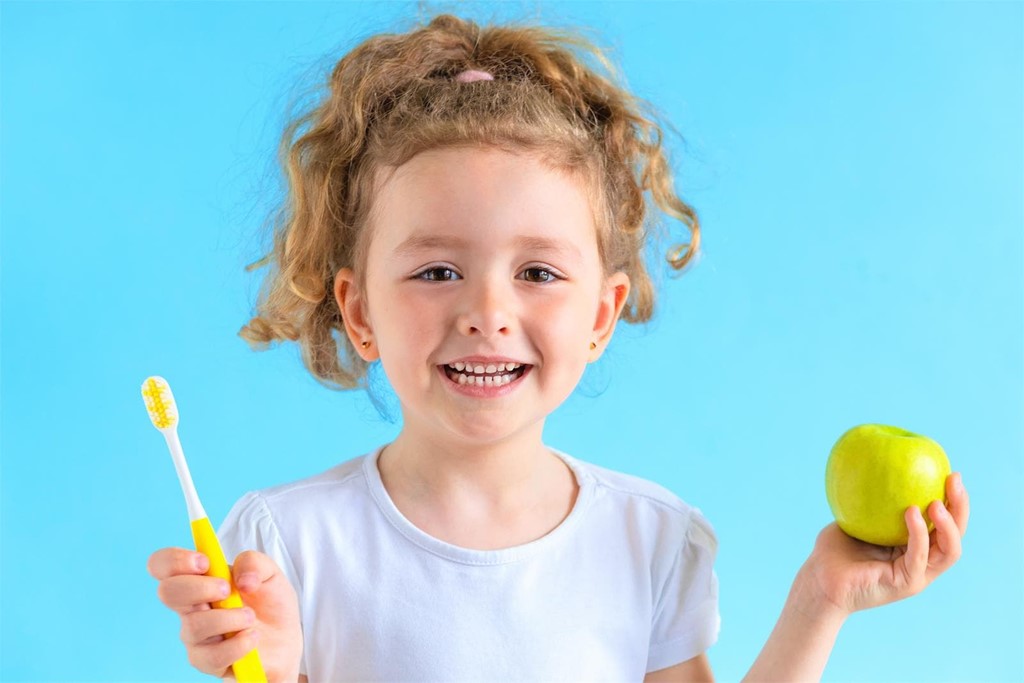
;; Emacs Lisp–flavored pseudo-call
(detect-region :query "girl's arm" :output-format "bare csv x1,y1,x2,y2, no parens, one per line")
743,473,969,682
740,563,846,681
645,653,714,682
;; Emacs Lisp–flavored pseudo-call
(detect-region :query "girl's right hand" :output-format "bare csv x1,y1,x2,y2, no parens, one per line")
147,547,303,683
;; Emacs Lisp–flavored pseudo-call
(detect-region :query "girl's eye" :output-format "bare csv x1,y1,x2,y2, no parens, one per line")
521,267,561,283
416,267,461,281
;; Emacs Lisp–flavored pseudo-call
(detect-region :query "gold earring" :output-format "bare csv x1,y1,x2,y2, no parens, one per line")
361,341,371,349
589,342,597,350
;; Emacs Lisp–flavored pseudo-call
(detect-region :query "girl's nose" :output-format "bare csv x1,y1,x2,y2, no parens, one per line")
456,277,513,338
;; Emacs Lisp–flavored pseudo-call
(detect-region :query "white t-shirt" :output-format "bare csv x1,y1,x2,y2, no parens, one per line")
217,444,720,681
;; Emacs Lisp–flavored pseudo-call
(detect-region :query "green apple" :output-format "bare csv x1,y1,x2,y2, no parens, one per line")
825,424,951,546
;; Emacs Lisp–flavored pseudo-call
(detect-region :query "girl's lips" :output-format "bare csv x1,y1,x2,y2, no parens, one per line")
436,363,531,397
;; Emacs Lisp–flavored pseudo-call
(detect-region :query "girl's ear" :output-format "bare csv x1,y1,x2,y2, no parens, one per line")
589,271,630,361
334,268,378,361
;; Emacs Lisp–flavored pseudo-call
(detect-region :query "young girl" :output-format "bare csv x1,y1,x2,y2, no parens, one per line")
147,13,969,682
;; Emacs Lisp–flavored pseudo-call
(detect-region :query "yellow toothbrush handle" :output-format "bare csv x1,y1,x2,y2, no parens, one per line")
191,517,268,683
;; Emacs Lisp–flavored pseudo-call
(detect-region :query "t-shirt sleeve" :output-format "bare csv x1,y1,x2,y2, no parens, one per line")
646,507,721,673
217,491,308,677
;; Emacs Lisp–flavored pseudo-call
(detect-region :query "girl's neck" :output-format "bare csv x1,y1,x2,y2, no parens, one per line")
378,422,564,513
376,423,579,550
380,419,548,493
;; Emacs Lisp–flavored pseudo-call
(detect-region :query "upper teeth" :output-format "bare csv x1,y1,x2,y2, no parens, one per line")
447,362,523,374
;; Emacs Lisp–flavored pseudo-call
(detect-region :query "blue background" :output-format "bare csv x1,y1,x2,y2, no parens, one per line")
3,1,1021,681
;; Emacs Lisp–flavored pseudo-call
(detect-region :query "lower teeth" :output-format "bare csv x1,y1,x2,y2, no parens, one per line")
444,367,524,386
460,373,511,386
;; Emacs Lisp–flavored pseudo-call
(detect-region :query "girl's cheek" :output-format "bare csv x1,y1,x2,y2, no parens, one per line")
389,291,444,334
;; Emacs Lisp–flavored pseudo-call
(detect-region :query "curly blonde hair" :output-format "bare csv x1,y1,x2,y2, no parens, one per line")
239,13,701,391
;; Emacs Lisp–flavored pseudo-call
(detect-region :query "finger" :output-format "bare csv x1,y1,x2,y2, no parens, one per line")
230,550,279,593
181,606,256,647
899,505,930,595
157,574,234,614
926,499,962,580
945,472,970,537
230,550,298,623
147,548,210,581
188,628,260,677
231,550,289,603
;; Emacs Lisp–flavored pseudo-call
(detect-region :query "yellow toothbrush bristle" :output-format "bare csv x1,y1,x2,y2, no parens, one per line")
142,376,179,429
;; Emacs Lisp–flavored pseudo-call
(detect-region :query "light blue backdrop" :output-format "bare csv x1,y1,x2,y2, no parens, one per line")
3,2,1021,681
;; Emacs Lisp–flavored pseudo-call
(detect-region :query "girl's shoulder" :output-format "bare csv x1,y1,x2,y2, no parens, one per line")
259,453,367,498
556,448,696,514
226,450,373,519
555,448,717,550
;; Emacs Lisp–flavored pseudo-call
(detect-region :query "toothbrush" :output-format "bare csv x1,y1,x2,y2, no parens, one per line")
142,375,268,683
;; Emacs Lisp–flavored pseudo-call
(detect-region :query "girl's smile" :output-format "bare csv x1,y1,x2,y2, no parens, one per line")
438,359,532,397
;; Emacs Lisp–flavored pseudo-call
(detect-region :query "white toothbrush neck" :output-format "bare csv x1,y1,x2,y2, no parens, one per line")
163,428,208,522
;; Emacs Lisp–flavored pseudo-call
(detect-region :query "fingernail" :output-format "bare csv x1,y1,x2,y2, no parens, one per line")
237,573,258,592
195,554,209,572
955,473,964,492
242,607,255,624
218,581,231,597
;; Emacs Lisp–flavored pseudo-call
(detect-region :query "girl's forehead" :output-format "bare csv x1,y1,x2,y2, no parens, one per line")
368,147,600,254
376,146,585,201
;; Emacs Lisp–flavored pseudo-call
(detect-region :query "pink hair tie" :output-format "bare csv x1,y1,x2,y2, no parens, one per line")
454,69,494,83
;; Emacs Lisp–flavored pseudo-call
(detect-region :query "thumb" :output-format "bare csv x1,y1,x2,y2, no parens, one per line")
230,550,298,622
231,550,272,593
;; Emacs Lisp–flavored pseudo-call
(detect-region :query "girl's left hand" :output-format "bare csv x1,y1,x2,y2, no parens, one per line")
800,472,970,618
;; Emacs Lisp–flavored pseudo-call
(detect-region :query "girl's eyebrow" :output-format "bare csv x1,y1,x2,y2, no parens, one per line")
392,233,583,261
392,234,468,256
514,236,584,262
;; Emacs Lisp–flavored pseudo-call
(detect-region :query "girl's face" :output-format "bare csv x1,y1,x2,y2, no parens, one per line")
335,146,629,448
